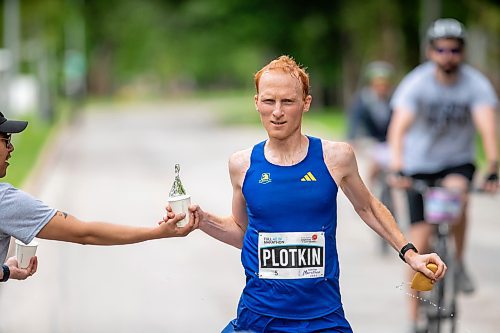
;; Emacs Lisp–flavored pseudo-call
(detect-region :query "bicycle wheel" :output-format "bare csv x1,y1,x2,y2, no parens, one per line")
425,225,458,333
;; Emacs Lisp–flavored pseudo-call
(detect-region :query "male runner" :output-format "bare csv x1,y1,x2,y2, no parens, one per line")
191,55,446,332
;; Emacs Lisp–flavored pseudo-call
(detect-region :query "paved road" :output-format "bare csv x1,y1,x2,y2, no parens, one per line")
0,100,499,332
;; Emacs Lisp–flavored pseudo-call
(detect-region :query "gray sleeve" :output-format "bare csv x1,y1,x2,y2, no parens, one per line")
0,185,57,244
390,71,421,114
469,71,498,111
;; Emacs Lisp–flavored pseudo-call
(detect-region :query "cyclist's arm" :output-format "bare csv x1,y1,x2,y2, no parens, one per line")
472,105,498,173
387,106,415,172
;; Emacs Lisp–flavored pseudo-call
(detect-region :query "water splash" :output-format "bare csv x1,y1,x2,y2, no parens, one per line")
395,282,472,333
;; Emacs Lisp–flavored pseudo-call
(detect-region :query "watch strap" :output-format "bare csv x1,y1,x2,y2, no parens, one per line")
1,264,10,282
399,243,418,262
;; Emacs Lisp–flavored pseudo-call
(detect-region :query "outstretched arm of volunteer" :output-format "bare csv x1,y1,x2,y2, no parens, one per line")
191,150,250,249
3,208,196,282
324,140,447,281
38,208,195,245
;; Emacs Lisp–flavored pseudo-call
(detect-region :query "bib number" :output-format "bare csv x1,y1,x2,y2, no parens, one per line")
258,232,325,279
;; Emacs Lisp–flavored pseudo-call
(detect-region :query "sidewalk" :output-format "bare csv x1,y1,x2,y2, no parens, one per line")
0,101,498,332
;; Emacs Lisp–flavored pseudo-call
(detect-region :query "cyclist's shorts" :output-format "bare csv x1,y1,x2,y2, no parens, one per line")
406,163,475,224
221,300,353,333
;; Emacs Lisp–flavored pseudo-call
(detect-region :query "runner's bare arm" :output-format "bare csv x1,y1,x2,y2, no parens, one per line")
36,209,194,244
197,149,250,249
323,141,446,280
324,141,408,251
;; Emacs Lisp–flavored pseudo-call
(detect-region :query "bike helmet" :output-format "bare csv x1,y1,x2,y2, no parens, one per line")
427,18,466,42
364,61,394,81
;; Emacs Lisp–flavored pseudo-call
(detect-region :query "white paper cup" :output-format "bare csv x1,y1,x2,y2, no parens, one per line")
15,239,39,269
168,194,191,227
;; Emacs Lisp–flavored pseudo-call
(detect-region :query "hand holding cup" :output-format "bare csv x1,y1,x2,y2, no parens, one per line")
15,239,38,269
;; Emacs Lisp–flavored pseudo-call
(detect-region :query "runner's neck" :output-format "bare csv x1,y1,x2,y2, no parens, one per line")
264,134,309,166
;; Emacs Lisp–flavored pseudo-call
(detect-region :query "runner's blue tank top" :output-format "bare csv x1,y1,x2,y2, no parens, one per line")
240,136,342,319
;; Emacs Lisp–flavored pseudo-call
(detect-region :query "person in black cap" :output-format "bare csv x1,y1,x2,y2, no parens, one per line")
0,112,198,283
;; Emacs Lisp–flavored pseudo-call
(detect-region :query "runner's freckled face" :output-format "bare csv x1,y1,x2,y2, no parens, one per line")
254,71,312,140
429,38,464,75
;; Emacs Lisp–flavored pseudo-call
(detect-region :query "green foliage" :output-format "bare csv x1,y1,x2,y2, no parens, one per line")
3,0,499,106
303,108,347,139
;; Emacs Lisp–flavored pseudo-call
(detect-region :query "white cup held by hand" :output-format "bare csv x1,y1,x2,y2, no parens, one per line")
15,239,38,269
168,194,191,227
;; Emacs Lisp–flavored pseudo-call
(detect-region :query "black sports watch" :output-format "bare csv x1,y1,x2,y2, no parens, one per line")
399,243,418,263
1,264,10,282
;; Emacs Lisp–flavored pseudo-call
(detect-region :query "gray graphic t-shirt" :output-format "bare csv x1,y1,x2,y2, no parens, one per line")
391,62,498,174
0,183,56,263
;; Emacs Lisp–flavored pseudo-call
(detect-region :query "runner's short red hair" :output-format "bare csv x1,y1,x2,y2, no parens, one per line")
254,55,310,100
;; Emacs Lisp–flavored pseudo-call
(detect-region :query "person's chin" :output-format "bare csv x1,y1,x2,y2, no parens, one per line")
268,131,290,141
440,64,459,74
266,125,284,135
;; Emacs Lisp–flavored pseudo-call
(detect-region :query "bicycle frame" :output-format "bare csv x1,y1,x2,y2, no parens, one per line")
413,181,461,333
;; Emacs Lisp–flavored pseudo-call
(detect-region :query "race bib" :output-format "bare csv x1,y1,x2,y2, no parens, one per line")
258,232,325,279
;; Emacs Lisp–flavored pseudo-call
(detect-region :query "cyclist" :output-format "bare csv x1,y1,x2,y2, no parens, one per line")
347,61,395,189
388,18,498,331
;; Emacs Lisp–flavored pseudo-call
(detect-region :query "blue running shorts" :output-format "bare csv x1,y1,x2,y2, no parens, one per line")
221,300,353,333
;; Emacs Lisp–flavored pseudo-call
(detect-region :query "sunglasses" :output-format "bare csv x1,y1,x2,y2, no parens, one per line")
0,135,12,148
433,47,462,55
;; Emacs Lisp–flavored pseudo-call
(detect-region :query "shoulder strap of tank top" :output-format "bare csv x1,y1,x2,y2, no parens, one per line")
306,136,323,159
250,139,267,165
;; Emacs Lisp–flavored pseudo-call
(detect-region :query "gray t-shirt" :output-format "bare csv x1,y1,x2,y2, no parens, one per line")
391,62,498,174
0,183,56,263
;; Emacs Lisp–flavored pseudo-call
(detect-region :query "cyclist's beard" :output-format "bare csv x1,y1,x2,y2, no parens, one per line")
438,62,460,75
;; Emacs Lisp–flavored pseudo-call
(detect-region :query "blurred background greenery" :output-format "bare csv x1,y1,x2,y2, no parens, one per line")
0,0,499,185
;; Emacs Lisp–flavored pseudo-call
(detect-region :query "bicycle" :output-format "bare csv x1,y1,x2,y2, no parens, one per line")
412,180,462,333
374,168,396,255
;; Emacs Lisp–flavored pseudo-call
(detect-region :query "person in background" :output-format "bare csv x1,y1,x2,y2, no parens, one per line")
388,18,498,332
347,60,395,189
0,111,198,283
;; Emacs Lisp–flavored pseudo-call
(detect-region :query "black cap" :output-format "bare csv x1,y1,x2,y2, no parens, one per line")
0,111,28,134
